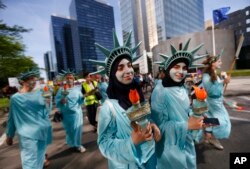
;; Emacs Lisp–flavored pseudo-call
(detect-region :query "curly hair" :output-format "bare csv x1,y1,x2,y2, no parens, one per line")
202,56,218,83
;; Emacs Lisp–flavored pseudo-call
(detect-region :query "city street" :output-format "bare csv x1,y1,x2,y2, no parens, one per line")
0,77,250,169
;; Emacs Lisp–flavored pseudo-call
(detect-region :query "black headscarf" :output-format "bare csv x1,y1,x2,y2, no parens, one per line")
107,55,145,110
162,58,189,87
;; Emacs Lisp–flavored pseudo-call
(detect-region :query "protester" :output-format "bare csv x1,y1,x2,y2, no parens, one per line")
6,69,52,169
55,70,86,153
151,39,207,169
97,75,108,104
81,72,99,131
89,31,161,168
202,52,231,150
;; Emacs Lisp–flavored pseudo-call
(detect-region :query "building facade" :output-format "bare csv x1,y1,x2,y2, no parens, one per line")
216,6,250,69
44,51,55,80
119,0,204,74
155,0,204,41
69,0,115,72
152,30,235,75
50,15,82,74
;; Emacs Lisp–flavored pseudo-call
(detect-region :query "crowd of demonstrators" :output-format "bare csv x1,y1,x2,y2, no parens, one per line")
138,73,154,93
3,32,233,169
5,69,52,169
55,71,86,153
201,53,231,150
89,31,161,168
151,39,206,169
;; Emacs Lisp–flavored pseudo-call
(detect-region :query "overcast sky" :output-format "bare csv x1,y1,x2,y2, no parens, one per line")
1,0,249,78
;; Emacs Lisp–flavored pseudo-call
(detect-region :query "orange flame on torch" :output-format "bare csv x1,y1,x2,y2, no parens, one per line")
193,86,207,101
129,89,140,104
64,84,68,90
43,86,49,92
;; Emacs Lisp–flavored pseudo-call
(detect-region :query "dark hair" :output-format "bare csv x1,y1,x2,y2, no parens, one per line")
83,72,90,78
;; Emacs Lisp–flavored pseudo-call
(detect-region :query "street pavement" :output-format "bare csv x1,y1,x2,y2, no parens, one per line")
0,76,250,169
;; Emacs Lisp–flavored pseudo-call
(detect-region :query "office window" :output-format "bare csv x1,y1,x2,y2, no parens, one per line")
246,19,250,24
246,11,249,15
247,27,250,32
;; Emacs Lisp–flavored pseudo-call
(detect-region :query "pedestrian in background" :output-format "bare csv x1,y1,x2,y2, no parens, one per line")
202,52,231,150
55,70,86,153
6,69,52,169
97,75,108,104
81,72,99,131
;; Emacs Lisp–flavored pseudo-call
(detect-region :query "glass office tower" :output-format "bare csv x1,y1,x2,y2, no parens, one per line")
155,0,204,40
120,0,204,51
69,0,115,72
50,15,82,74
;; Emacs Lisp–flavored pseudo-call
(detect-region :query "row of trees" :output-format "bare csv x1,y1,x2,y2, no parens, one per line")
0,1,38,88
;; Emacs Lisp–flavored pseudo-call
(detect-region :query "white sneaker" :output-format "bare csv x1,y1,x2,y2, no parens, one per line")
78,146,86,153
209,138,224,150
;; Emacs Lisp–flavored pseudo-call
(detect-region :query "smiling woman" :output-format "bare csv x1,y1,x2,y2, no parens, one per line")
115,58,134,85
151,39,207,169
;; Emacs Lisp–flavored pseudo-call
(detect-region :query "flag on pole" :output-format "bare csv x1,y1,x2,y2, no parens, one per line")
213,7,230,24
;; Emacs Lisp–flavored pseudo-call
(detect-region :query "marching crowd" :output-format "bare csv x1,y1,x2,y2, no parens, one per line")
4,32,231,169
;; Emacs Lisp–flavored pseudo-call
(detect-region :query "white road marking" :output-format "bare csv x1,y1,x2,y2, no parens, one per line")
0,133,6,146
238,96,250,101
230,116,250,122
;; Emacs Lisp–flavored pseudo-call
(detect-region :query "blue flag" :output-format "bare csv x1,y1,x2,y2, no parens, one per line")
213,7,230,24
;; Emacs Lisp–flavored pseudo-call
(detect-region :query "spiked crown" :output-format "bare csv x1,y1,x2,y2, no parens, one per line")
155,39,208,70
89,31,141,76
58,69,76,78
208,49,224,64
18,69,40,81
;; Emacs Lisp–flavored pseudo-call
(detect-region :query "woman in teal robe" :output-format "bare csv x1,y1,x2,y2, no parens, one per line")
55,73,85,152
202,55,231,150
97,76,108,104
91,31,161,169
6,70,52,169
150,40,205,169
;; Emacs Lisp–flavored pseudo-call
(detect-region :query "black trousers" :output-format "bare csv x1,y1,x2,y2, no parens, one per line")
86,103,98,127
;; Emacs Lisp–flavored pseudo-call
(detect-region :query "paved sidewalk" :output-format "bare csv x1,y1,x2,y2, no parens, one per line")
224,76,250,96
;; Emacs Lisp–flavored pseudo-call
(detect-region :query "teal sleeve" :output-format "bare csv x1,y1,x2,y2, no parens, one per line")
6,99,16,138
97,104,139,164
55,88,63,109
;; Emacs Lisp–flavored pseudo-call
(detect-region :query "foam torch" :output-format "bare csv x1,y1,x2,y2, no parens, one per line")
192,86,208,117
127,89,151,130
42,86,52,98
62,84,69,97
192,86,208,140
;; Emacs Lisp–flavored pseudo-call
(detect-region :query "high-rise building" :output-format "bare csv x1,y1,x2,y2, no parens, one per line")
107,0,123,43
155,0,204,41
120,0,148,54
69,0,115,72
119,0,204,73
216,6,250,69
145,0,158,51
44,51,55,80
120,0,204,50
50,15,82,74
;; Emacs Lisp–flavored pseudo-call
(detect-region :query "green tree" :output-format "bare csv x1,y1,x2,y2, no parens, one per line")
0,56,38,86
0,1,37,88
